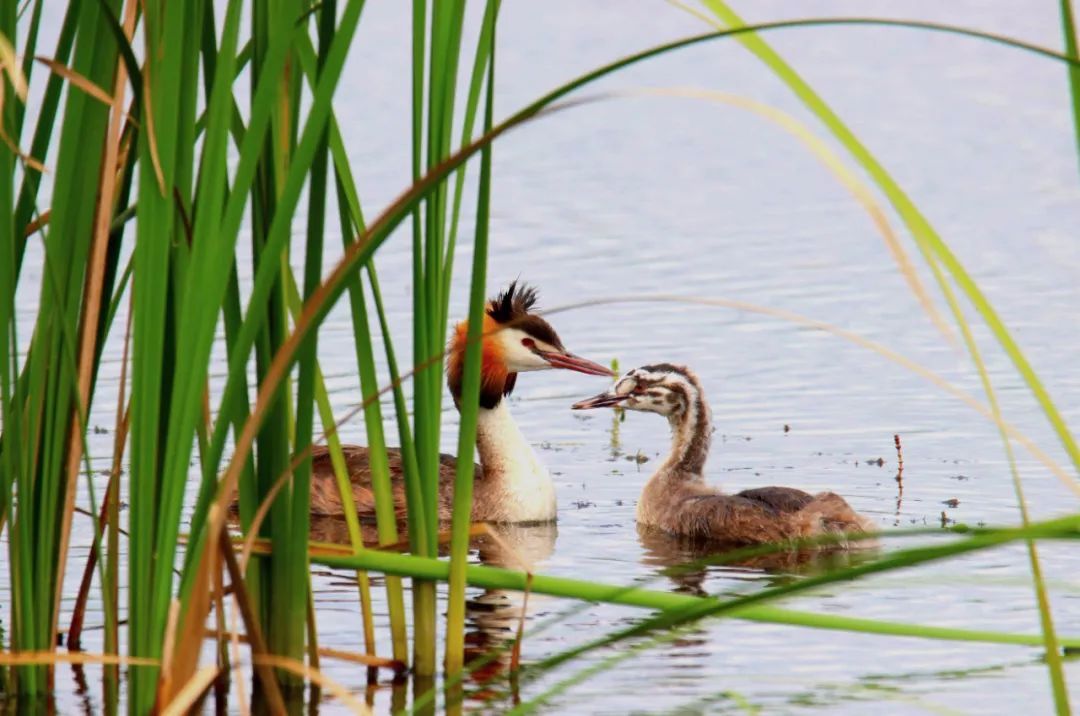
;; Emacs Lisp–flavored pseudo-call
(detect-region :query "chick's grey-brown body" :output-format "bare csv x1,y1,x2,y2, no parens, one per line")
575,364,874,545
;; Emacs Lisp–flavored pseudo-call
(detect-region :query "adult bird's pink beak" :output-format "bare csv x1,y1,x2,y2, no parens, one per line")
571,389,627,410
539,350,614,377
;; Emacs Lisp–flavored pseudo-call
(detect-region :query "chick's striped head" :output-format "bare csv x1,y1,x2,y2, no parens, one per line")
572,364,707,421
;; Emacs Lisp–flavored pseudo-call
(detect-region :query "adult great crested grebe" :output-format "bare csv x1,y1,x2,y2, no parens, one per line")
305,282,612,523
572,363,875,544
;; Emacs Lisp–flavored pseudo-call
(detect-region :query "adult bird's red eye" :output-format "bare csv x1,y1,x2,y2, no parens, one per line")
521,338,536,349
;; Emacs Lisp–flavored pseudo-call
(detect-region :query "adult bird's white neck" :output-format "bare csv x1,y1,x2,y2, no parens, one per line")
474,400,556,523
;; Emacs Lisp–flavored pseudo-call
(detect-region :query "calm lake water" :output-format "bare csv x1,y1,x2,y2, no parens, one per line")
13,0,1080,713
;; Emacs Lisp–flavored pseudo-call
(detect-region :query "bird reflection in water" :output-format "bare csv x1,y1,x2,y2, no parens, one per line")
306,516,556,710
638,522,878,597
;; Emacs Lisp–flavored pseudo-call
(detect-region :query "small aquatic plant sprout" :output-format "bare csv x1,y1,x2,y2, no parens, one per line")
572,364,875,544
304,281,613,522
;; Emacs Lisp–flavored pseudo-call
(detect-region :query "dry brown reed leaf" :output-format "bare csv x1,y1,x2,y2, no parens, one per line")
160,666,220,716
34,56,117,110
314,646,403,672
157,598,182,703
252,654,371,714
106,299,133,669
0,34,29,99
240,521,489,565
211,552,230,709
228,567,249,716
306,591,321,671
165,513,221,706
510,572,534,675
0,38,45,171
68,401,129,650
52,0,140,657
219,524,286,713
200,630,403,672
0,109,47,173
0,650,157,667
372,523,489,554
23,209,50,236
138,50,167,193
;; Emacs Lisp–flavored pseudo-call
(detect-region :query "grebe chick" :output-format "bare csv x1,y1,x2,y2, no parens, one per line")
572,364,874,544
302,282,612,524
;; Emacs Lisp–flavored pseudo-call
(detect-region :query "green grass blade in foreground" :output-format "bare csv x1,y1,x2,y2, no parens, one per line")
445,2,497,678
308,515,1080,648
183,0,366,595
178,7,301,581
283,264,380,658
7,0,122,694
441,0,500,343
522,513,1080,681
1060,0,1080,171
695,5,1071,708
211,18,1080,563
282,0,342,677
129,0,189,701
12,0,77,267
153,4,245,673
415,521,994,713
202,21,1080,593
413,0,464,678
200,17,1080,695
0,2,23,689
332,168,410,661
290,16,411,665
699,2,1080,479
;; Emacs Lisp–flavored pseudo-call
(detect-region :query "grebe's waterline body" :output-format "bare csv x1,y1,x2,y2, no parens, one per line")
299,282,612,524
573,364,874,544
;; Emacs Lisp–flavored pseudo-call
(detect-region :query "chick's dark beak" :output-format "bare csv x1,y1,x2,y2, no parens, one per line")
571,390,626,410
538,350,614,377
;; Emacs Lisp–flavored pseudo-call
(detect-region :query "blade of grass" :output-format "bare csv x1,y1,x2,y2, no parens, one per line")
699,6,1080,482
308,514,1080,650
51,0,135,653
282,261,378,660
179,0,369,685
440,0,500,325
1060,0,1080,172
445,0,497,678
518,513,1080,679
691,6,1072,708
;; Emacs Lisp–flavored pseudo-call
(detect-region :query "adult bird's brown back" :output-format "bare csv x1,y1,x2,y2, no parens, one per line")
294,282,612,524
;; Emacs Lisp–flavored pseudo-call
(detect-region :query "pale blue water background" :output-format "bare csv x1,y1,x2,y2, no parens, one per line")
10,0,1080,713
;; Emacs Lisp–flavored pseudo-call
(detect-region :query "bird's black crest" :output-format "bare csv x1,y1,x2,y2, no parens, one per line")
486,281,565,350
487,281,539,323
